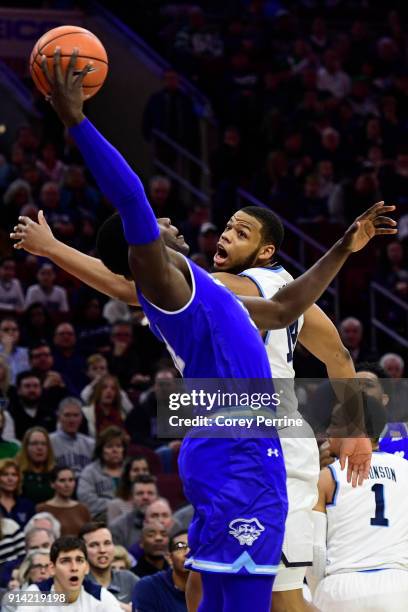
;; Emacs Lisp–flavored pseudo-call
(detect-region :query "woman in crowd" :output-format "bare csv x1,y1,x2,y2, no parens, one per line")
0,458,35,527
77,426,127,520
112,545,132,570
82,374,126,437
18,548,52,588
17,427,55,504
36,465,91,535
107,454,150,524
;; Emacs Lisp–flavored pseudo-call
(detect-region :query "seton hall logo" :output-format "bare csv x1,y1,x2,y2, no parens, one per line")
229,518,265,546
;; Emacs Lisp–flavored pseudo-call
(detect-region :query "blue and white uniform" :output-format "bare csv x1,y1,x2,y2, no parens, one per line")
138,257,288,575
240,265,319,590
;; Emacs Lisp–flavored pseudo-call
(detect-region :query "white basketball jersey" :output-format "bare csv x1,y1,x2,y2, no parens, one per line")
240,265,304,378
326,451,408,575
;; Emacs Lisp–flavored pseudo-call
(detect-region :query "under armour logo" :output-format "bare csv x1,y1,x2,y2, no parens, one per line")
267,448,279,457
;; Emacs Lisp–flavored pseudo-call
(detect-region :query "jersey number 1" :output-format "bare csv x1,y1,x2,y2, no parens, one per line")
286,321,299,363
370,483,389,527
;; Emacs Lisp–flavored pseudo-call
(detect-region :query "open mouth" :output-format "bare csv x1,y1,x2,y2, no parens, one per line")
214,243,228,266
69,576,80,586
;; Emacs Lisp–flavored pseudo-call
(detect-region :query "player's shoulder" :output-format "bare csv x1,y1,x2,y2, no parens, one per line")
240,264,293,295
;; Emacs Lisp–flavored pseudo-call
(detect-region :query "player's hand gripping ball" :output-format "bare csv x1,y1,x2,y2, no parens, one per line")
29,25,108,98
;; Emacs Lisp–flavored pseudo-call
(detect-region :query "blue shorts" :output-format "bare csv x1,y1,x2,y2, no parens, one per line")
178,435,288,575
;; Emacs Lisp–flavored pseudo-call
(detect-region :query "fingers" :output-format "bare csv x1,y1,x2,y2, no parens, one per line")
373,216,397,226
375,228,398,235
66,48,79,83
41,55,53,86
359,202,396,219
74,62,93,87
53,47,64,85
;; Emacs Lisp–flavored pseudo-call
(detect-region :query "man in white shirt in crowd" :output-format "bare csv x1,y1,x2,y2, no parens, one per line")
14,535,122,611
25,263,69,313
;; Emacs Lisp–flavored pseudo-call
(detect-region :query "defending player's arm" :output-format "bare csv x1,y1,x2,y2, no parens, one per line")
11,211,138,305
306,468,331,593
42,49,191,311
241,203,397,330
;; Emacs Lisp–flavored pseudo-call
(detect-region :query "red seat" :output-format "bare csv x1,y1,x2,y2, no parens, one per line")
156,473,187,510
127,444,162,475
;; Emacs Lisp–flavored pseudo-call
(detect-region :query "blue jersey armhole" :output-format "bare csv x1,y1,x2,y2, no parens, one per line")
326,464,339,506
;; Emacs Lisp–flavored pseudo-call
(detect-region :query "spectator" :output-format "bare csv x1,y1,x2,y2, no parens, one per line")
0,458,35,527
52,322,87,396
17,427,55,504
75,295,111,356
195,222,219,267
18,548,52,588
24,512,61,539
24,527,55,551
0,317,29,384
127,368,177,448
50,397,94,476
110,475,158,549
60,165,100,218
144,498,179,534
131,530,189,612
29,342,66,392
179,204,210,254
338,317,375,363
148,176,182,221
24,263,69,313
379,352,405,378
0,257,24,313
21,303,53,346
17,535,122,611
36,142,66,183
107,455,150,525
81,354,132,412
83,375,126,438
296,174,329,223
77,426,127,520
0,515,25,568
36,466,91,536
8,372,56,439
317,49,351,99
376,240,408,298
107,321,146,386
131,520,170,578
112,545,132,571
2,179,33,229
80,521,138,610
0,405,19,459
142,68,199,153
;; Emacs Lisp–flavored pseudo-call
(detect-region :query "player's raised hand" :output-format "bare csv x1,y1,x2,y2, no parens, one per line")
40,48,92,127
341,201,397,253
10,210,55,256
338,437,372,487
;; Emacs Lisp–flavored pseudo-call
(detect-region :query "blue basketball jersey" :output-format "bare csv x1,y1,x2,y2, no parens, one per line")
137,257,272,379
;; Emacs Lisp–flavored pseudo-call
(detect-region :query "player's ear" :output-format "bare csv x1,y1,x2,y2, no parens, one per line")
258,243,275,263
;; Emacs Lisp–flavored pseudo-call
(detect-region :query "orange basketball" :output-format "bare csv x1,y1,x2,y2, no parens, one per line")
29,25,108,98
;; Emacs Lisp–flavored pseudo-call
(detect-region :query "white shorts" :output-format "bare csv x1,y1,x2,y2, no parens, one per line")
273,429,320,592
314,570,408,611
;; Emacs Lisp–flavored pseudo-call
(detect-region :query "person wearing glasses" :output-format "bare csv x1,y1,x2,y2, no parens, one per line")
131,530,189,612
0,317,29,384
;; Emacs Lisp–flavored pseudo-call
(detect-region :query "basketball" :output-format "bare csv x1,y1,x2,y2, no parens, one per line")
29,25,108,98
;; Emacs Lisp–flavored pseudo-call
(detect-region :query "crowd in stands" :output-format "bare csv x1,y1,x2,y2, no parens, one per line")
0,0,406,610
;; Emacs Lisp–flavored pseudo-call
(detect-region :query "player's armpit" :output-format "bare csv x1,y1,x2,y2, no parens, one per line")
298,305,355,378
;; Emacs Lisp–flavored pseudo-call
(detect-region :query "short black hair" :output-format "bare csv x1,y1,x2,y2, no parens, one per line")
96,213,131,277
50,536,87,564
16,370,41,388
78,521,108,540
355,362,388,379
29,341,51,358
133,474,157,487
169,530,188,551
239,206,284,252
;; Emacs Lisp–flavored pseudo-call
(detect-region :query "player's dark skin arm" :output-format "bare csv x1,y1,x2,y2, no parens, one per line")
42,50,397,322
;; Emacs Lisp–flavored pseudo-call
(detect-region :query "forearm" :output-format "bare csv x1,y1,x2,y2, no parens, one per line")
45,238,138,305
69,118,159,245
272,239,350,328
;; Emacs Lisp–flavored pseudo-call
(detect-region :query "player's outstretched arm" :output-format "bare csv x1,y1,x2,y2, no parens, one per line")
41,49,191,311
243,202,397,330
10,211,139,305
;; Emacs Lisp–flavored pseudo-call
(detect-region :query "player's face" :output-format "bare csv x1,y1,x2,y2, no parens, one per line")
52,549,88,596
214,211,273,273
157,218,190,255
